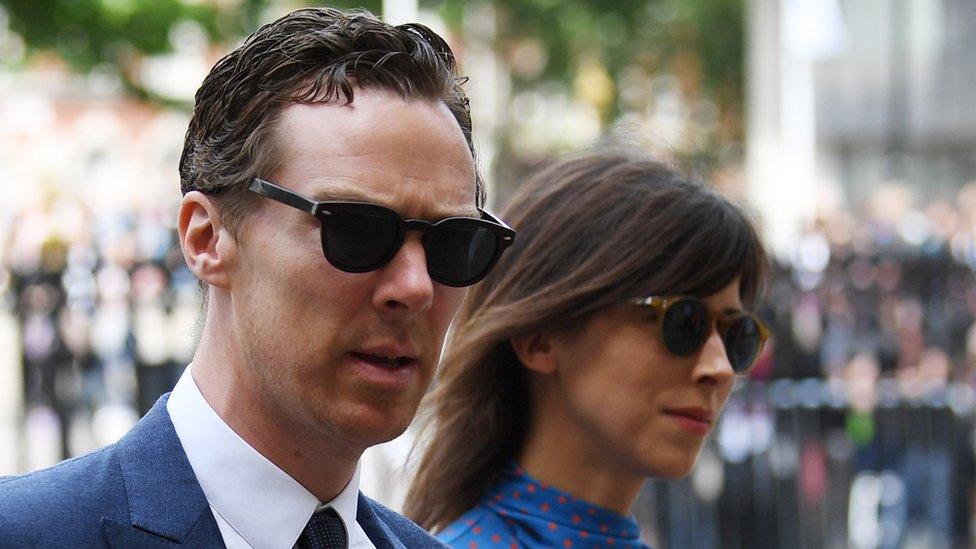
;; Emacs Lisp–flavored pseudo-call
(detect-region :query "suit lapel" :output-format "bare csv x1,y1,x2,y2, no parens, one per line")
103,394,224,547
356,494,406,549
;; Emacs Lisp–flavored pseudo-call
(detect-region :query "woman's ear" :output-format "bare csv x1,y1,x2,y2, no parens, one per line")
178,191,234,290
510,332,559,374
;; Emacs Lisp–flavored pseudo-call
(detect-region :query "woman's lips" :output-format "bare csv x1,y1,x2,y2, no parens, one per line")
664,407,714,436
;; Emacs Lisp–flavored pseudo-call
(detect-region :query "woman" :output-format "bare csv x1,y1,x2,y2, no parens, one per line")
405,150,770,548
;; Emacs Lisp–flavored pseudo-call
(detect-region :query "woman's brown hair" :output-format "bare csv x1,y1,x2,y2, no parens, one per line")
404,149,769,531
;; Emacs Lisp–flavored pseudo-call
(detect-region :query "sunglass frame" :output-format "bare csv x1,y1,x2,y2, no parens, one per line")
248,178,515,287
629,295,770,374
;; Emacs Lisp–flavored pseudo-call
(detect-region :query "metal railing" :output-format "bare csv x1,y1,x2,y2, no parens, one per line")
637,379,976,548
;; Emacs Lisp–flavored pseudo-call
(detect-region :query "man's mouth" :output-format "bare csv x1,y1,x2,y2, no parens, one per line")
350,352,418,370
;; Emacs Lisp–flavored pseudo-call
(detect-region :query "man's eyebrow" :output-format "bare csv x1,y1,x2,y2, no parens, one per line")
448,205,482,218
308,189,481,219
309,189,363,202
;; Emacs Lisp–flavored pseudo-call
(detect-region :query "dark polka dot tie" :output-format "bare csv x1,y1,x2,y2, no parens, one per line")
296,507,348,549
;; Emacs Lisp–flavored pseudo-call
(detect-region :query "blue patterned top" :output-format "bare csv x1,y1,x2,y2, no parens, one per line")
438,463,650,548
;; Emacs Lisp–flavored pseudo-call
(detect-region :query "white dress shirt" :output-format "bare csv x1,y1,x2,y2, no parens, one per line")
167,365,375,549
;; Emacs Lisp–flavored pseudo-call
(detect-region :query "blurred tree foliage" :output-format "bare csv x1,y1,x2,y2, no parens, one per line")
434,0,746,175
1,0,744,169
0,0,377,104
439,0,744,134
3,0,249,70
0,1,380,71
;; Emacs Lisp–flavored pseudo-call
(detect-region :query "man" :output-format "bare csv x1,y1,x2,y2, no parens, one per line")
0,7,514,548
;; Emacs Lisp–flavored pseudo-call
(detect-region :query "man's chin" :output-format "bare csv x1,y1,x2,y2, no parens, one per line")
323,402,418,449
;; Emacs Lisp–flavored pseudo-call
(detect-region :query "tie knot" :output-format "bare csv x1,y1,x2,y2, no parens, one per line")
297,507,348,549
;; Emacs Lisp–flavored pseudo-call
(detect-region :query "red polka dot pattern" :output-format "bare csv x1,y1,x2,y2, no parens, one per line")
436,461,649,548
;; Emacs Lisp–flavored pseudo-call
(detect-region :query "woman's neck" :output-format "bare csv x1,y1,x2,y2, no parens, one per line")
517,400,644,515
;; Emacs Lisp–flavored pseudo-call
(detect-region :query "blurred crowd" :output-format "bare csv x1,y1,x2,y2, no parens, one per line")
640,182,976,548
761,182,976,386
1,193,197,463
3,180,976,546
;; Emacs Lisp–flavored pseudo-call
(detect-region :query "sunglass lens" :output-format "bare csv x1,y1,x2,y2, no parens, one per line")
661,298,710,356
722,315,761,373
322,206,400,271
425,221,498,287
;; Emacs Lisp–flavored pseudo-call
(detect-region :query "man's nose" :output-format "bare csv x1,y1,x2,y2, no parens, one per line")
372,232,434,315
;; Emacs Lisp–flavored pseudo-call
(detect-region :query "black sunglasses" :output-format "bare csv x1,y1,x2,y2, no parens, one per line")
629,295,770,374
248,178,516,287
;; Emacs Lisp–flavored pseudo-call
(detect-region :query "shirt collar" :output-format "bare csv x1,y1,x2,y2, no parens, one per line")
314,465,361,536
167,365,363,549
485,461,642,541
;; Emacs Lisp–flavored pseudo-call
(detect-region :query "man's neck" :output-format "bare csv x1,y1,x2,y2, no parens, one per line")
191,324,362,503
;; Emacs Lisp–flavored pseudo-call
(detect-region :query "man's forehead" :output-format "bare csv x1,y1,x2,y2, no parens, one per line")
271,94,479,220
275,93,468,153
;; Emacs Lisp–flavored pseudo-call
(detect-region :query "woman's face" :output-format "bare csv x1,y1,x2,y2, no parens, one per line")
547,279,741,479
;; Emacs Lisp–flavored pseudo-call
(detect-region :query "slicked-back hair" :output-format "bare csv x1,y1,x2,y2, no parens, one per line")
404,149,770,531
179,7,482,239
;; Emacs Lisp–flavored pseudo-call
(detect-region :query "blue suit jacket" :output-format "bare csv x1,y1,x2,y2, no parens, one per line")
0,394,444,548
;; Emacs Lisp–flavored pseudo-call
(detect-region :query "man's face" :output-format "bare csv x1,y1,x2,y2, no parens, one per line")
228,89,476,450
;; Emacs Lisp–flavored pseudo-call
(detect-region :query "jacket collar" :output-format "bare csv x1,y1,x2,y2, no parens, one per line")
109,393,222,545
356,493,405,549
103,393,416,548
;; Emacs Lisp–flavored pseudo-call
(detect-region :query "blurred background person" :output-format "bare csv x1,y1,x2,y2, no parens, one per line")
0,0,974,546
404,150,769,548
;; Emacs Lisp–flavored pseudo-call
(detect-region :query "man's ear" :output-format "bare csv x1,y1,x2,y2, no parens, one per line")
178,191,234,290
510,332,559,374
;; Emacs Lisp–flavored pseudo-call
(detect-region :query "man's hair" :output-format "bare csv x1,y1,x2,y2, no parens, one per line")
179,7,483,240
